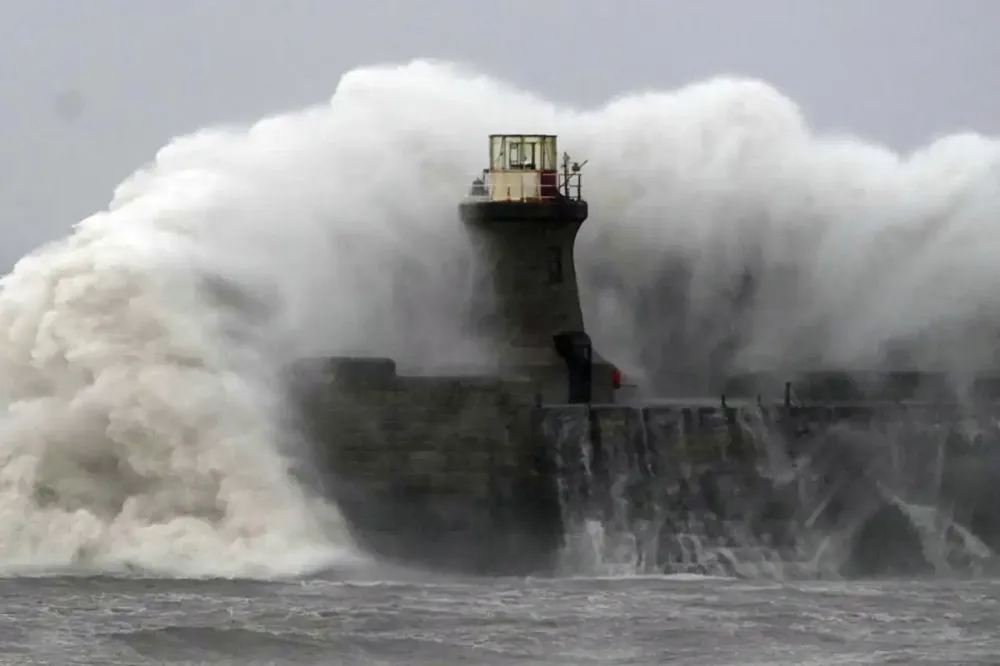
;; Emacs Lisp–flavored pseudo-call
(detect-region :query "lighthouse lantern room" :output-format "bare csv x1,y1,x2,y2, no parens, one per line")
488,134,560,201
461,134,588,224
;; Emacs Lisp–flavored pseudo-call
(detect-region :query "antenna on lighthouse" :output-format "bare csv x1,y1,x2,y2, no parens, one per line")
561,152,587,197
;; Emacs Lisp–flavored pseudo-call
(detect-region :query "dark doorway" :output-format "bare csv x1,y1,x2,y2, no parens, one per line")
554,330,593,403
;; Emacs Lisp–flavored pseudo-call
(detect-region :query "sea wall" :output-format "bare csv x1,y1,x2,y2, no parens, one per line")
294,357,562,574
541,402,795,575
294,357,1000,576
543,401,1000,575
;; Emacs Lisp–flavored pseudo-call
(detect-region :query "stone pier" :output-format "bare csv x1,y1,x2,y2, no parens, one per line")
293,356,562,575
294,359,1000,577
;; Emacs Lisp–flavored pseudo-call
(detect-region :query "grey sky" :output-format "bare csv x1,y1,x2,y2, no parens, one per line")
1,0,997,270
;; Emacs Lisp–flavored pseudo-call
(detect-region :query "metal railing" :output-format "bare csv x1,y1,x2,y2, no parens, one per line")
558,170,583,201
466,152,587,203
466,168,584,203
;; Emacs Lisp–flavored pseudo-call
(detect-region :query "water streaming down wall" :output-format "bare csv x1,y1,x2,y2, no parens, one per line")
542,401,1000,578
544,403,792,577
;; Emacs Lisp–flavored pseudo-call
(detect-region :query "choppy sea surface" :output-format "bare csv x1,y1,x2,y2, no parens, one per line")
4,573,997,665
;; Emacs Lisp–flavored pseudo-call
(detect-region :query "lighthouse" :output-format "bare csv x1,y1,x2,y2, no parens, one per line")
459,134,617,403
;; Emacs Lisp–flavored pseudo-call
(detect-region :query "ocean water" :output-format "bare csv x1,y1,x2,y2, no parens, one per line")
5,574,998,665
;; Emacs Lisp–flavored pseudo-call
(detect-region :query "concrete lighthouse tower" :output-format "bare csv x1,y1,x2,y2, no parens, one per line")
459,134,616,404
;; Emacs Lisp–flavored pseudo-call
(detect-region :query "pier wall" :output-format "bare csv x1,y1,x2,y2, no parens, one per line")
543,401,1000,574
295,357,1000,576
294,357,562,574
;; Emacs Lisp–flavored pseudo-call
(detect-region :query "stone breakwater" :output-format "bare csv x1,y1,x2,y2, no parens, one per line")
294,358,1000,577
